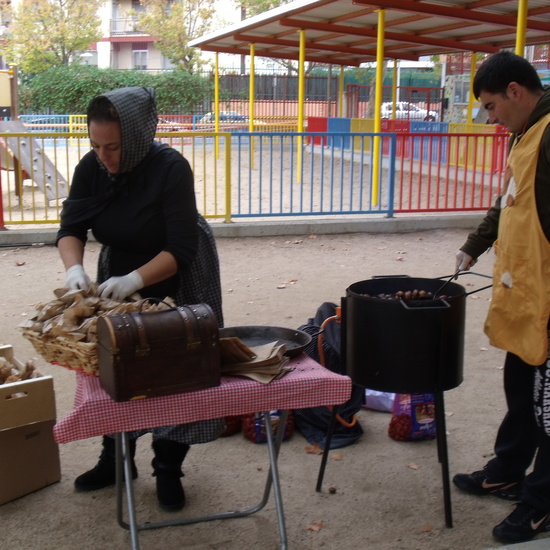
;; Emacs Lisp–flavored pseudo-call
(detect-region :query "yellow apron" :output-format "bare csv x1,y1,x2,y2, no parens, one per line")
484,113,550,366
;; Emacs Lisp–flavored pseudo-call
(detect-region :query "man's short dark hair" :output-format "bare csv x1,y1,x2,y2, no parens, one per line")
473,51,544,99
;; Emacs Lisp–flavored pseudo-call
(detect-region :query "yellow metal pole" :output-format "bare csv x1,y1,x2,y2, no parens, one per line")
297,29,306,183
339,66,344,117
467,53,477,125
249,44,255,169
214,53,220,158
224,132,232,223
372,9,385,206
249,44,255,133
515,0,528,56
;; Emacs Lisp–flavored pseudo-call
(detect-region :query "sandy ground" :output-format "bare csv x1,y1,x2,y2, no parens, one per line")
1,227,548,550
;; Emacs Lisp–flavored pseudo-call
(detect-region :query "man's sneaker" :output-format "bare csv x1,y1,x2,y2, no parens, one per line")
493,501,550,544
452,467,522,501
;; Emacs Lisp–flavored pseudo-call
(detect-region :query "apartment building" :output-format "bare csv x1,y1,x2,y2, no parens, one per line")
2,0,174,72
94,0,175,71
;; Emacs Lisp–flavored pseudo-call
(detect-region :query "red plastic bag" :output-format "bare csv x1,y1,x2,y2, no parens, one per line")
241,410,295,443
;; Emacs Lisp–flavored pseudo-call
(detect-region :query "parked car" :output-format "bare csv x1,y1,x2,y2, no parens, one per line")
199,111,248,124
379,102,439,121
198,111,267,128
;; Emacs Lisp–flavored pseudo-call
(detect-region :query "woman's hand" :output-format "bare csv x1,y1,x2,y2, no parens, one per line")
65,264,92,290
98,271,144,301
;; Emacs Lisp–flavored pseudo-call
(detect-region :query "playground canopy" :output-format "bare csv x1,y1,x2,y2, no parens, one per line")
189,0,550,65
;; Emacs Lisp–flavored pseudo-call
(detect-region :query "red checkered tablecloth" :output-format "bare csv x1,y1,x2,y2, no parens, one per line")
54,355,352,444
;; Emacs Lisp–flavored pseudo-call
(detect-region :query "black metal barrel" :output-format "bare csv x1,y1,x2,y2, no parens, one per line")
343,276,466,394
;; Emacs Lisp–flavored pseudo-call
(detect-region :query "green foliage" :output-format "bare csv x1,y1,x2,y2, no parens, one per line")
237,0,290,18
154,70,213,113
3,0,103,74
135,0,216,73
18,66,213,114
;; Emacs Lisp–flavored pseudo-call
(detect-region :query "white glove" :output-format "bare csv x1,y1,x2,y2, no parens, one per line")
65,264,92,290
98,270,144,301
455,250,477,272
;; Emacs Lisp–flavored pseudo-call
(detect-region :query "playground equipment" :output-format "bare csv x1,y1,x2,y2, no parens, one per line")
0,120,68,201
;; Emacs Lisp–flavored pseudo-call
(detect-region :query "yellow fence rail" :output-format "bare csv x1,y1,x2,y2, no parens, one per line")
0,131,231,227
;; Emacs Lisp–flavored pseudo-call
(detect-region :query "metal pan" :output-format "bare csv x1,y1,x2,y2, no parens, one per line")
219,325,312,357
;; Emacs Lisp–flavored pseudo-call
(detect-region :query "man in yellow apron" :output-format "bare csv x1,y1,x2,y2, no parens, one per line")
453,51,550,545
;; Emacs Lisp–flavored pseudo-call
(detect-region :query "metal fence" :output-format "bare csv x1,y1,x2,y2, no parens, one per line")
0,129,507,229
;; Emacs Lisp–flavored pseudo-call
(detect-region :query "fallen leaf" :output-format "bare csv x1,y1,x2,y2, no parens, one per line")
408,462,419,470
396,256,404,261
15,261,26,266
277,284,286,289
307,520,325,532
331,452,344,461
328,486,337,494
422,524,433,532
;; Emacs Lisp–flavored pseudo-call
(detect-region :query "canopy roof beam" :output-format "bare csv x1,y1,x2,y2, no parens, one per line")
234,33,420,61
279,17,500,54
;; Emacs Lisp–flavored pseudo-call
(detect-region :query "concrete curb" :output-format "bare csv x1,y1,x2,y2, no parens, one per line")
0,214,484,246
486,538,550,550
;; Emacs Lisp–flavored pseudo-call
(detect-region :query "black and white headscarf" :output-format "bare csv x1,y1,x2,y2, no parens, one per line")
94,86,158,174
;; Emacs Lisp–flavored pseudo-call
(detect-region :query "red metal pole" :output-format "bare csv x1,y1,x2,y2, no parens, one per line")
0,166,6,230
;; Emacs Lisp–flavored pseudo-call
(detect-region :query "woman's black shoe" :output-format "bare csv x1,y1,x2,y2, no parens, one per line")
152,439,189,511
74,436,137,491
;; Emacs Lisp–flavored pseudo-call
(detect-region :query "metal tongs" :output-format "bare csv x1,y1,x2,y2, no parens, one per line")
434,268,461,298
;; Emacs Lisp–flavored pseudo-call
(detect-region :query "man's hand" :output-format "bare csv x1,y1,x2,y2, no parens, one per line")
98,271,144,301
455,251,477,272
65,264,92,290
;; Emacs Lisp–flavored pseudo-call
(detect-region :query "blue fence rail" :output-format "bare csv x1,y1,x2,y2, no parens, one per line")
0,130,506,228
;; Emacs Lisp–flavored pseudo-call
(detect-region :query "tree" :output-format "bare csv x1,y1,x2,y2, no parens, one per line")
2,0,103,74
135,0,216,73
235,0,323,75
237,0,289,18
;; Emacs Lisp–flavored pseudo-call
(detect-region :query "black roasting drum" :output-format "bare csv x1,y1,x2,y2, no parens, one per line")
343,277,466,394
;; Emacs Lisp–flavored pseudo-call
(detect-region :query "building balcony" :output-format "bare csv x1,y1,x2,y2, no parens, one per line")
110,18,148,37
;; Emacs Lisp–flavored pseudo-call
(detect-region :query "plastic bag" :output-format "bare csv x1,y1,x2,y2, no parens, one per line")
388,393,436,441
241,410,295,443
363,389,395,413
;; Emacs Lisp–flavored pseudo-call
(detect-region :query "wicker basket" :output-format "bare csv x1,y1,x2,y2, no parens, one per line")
22,330,98,376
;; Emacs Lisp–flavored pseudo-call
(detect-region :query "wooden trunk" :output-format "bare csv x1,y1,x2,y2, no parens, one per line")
97,303,220,402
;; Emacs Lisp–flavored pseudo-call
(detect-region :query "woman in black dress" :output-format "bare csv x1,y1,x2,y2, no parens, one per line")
57,86,223,512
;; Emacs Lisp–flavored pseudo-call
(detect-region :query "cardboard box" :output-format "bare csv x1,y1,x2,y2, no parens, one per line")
0,346,61,505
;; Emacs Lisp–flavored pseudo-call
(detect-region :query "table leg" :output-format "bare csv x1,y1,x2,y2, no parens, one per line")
264,410,288,549
114,413,290,550
115,433,141,550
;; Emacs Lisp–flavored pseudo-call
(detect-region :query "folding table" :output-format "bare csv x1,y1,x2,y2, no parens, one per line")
54,355,352,550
